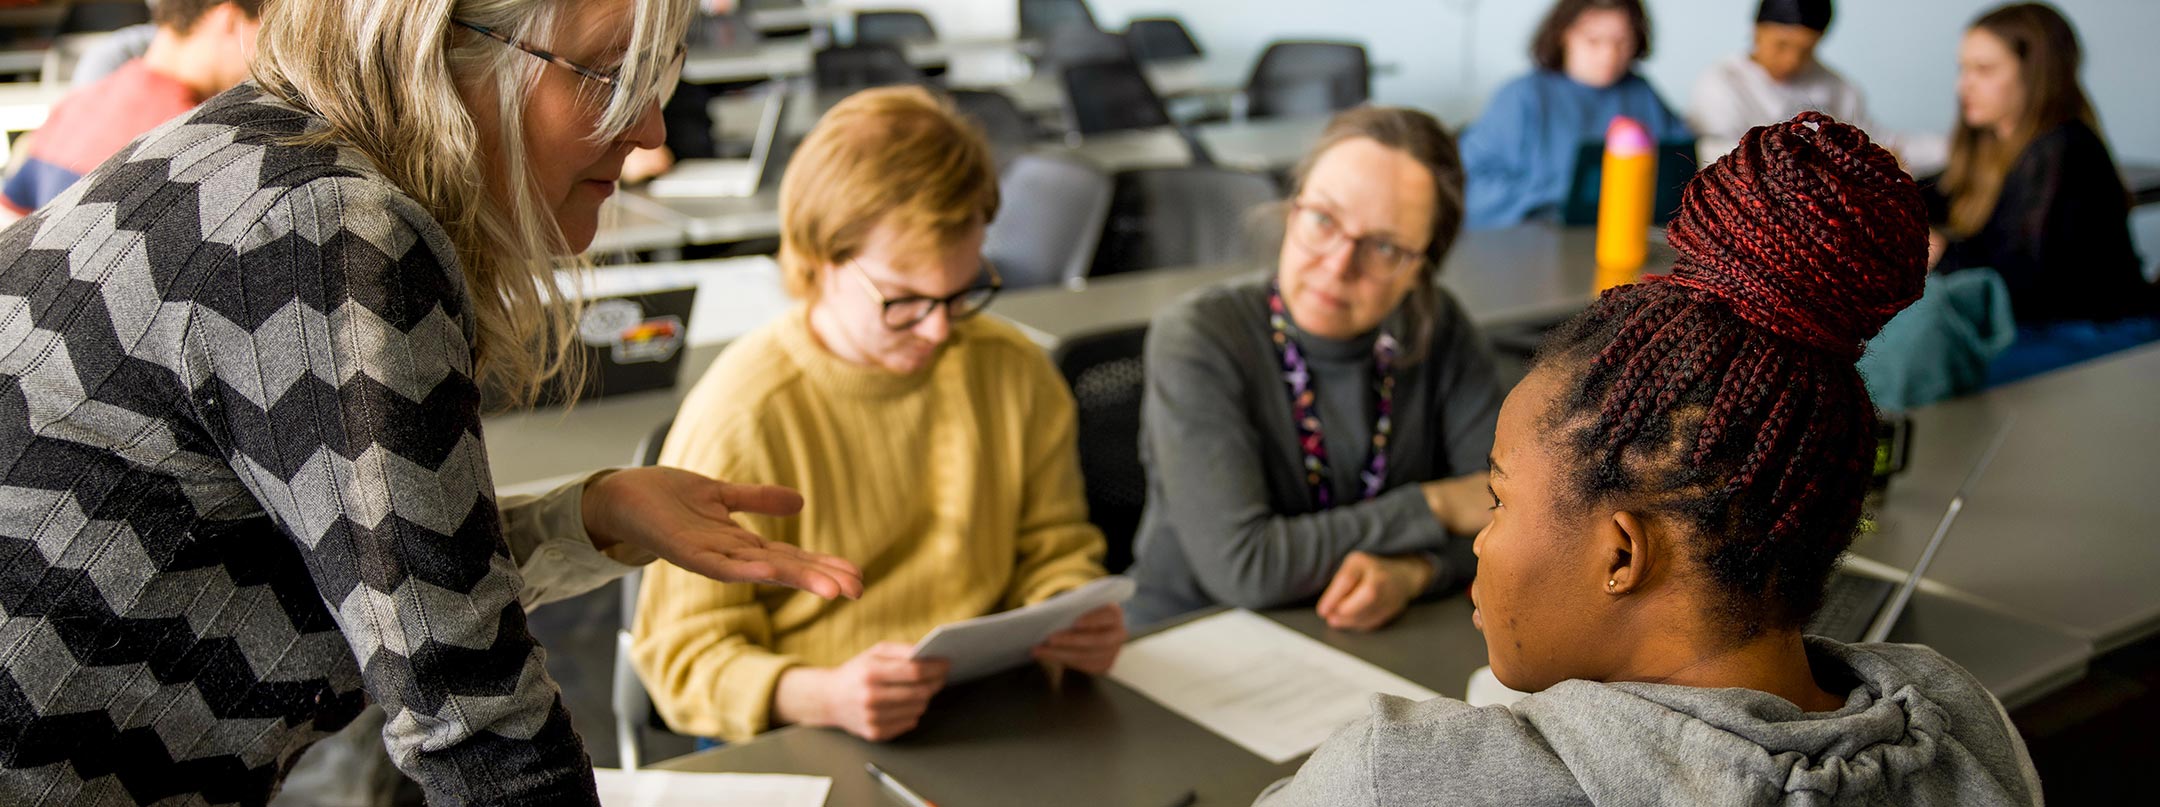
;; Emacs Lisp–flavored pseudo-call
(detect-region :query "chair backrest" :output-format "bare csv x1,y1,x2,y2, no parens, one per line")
1246,40,1370,119
984,153,1113,290
854,10,936,47
1125,17,1201,62
1059,61,1172,137
1018,0,1097,40
1041,22,1129,70
1053,325,1150,574
1091,166,1281,277
51,1,149,37
949,89,1037,163
812,43,921,93
613,418,673,770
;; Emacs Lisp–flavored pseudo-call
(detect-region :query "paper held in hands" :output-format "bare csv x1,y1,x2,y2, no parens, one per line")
912,575,1136,683
1108,609,1440,764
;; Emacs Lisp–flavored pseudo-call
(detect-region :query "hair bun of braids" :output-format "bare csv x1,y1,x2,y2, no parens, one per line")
1656,111,1928,359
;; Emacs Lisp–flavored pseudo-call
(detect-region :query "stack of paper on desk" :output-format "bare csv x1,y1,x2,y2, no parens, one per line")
591,769,830,807
912,575,1136,683
1109,609,1440,763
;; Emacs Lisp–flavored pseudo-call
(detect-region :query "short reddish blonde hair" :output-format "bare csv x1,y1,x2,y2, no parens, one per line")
777,86,1000,299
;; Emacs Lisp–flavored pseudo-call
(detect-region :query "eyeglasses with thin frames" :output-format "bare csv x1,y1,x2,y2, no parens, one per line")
1287,199,1429,279
453,20,687,109
847,259,1004,331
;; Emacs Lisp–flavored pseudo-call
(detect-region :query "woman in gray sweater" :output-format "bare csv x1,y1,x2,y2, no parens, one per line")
1256,114,2042,805
1127,107,1505,629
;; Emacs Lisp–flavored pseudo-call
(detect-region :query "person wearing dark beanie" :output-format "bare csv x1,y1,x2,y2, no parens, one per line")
1688,0,1942,169
1254,112,2042,807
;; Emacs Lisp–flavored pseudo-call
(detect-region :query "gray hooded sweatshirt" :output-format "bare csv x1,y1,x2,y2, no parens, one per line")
1255,639,2042,806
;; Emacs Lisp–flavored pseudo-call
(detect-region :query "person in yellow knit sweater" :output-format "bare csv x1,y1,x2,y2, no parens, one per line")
632,86,1124,745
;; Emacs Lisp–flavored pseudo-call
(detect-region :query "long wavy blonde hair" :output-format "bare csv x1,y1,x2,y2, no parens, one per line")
251,0,693,404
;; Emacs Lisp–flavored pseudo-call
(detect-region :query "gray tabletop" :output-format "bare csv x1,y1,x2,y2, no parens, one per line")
1848,343,2160,653
652,582,2085,805
654,601,1486,807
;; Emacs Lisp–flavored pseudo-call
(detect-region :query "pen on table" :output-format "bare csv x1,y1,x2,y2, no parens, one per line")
865,762,938,807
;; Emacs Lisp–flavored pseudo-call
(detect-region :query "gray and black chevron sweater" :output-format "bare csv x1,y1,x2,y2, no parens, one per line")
0,85,641,804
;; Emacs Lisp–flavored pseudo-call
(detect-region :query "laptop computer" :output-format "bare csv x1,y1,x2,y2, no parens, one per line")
487,285,698,410
1558,139,1700,227
1808,418,2016,643
646,82,789,199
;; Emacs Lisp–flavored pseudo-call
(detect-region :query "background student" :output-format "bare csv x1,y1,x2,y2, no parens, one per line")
1126,106,1501,631
1687,0,1869,163
1927,1,2157,384
1458,0,1690,230
633,86,1121,746
2,0,261,217
1256,112,2041,807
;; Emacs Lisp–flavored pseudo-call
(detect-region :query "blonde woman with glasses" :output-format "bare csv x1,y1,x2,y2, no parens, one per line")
633,86,1122,746
0,1,862,803
1125,106,1505,633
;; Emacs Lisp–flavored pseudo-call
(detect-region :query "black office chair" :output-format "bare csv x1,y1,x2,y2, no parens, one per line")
1018,0,1098,40
812,43,922,93
49,1,150,36
1125,17,1202,62
611,419,674,770
950,89,1039,163
1244,40,1370,119
1059,60,1173,137
1054,326,1150,574
1091,166,1281,278
854,10,936,47
1040,23,1130,70
985,154,1114,290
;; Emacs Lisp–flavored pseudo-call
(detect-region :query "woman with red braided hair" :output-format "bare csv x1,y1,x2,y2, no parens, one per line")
1255,112,2042,806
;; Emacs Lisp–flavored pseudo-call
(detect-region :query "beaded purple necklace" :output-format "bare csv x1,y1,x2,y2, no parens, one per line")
1267,282,1397,509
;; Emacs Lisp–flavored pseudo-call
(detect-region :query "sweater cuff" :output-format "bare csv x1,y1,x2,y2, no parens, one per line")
719,652,802,743
1373,484,1450,554
502,469,654,608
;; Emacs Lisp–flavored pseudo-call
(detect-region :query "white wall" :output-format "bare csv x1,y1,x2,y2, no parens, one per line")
895,0,2156,162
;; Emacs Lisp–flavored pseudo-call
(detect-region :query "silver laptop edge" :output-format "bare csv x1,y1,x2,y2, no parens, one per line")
1861,414,2017,643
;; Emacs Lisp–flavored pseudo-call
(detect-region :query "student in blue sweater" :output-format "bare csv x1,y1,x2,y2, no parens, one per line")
1459,0,1691,229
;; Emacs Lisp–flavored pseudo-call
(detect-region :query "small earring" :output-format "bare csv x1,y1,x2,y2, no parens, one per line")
1606,579,1617,590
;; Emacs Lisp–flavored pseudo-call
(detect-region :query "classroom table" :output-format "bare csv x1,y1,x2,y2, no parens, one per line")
588,195,695,256
1030,115,1327,175
2123,161,2160,207
1847,343,2160,654
487,223,1656,492
602,115,1328,252
0,81,63,164
648,582,2085,806
683,37,1031,85
0,46,42,76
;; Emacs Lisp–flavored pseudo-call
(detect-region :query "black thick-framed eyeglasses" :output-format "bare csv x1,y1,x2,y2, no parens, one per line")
847,259,1005,330
453,19,687,106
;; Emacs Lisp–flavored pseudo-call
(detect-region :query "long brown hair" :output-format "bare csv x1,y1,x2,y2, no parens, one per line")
1283,105,1465,365
1941,2,2098,236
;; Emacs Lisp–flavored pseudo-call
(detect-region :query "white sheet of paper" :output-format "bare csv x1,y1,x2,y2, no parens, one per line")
912,575,1136,683
1108,609,1441,763
591,768,830,807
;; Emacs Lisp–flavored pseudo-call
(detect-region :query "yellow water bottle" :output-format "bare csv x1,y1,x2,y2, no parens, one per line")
1595,116,1656,291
